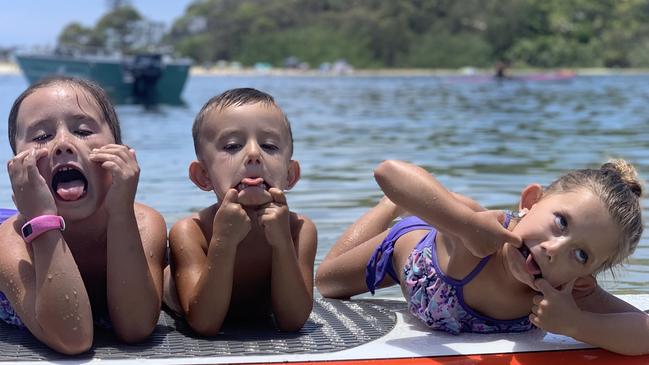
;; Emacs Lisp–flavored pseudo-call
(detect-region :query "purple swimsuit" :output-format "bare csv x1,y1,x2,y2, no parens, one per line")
0,209,25,327
366,215,533,335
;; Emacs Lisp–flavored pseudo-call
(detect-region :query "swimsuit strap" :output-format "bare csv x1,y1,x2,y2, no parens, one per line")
437,211,513,286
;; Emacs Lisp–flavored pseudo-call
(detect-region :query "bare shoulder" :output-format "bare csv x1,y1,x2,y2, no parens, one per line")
289,212,317,246
133,202,167,247
169,205,215,249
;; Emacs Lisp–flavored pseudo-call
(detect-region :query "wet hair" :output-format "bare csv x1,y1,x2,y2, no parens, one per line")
545,159,643,274
8,76,122,154
191,88,294,158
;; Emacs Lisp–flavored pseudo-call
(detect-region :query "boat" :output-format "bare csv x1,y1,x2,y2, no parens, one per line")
1,294,649,364
14,48,192,105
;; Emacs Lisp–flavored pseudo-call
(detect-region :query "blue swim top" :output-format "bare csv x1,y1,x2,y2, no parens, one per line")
367,215,533,335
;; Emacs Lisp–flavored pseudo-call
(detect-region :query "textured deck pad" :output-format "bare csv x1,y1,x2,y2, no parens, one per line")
0,298,398,361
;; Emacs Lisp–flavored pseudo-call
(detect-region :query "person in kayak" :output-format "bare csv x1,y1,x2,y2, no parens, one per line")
317,159,647,355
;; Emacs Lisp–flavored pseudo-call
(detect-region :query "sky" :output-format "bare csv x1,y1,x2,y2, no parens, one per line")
0,0,194,48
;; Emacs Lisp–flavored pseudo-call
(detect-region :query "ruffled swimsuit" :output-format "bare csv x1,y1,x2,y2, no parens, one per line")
366,215,533,334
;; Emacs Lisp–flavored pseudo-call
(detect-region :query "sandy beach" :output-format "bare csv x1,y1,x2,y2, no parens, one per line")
2,60,648,77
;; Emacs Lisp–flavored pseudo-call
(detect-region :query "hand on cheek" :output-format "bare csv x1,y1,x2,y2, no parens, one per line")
89,144,139,212
7,148,57,219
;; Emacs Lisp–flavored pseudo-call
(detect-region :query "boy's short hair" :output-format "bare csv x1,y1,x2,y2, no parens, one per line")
8,76,122,154
192,88,294,158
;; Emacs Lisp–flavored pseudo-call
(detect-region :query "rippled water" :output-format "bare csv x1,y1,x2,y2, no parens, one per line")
1,73,648,297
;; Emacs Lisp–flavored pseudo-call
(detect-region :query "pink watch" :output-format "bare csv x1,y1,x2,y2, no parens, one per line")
21,215,66,243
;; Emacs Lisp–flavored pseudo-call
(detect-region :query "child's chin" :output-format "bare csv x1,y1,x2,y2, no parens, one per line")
237,190,272,206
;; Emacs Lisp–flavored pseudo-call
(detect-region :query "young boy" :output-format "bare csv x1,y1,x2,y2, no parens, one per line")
0,77,167,354
164,88,317,335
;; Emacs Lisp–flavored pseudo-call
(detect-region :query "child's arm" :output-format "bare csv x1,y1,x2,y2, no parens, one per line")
374,160,521,257
258,188,317,331
90,145,166,343
170,189,251,336
531,278,649,355
4,148,93,354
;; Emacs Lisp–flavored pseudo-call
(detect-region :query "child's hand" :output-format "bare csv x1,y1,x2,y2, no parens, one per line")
462,210,522,257
7,148,57,219
213,189,251,246
256,188,292,248
529,278,580,337
89,144,139,212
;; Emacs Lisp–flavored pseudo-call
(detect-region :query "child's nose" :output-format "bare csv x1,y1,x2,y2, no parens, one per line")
245,143,261,165
540,239,565,261
53,135,76,156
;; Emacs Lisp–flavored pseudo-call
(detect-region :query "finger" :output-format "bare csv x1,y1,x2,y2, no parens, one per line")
503,230,522,247
268,188,286,205
532,294,543,305
25,149,43,180
531,305,539,314
561,278,577,293
222,189,239,205
92,146,132,163
90,152,127,167
529,313,540,327
534,278,555,295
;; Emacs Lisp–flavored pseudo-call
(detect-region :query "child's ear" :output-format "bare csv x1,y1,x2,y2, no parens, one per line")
285,160,301,190
188,160,213,192
519,183,543,210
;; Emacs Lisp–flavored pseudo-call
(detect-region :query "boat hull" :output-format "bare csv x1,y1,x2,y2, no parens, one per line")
14,53,190,105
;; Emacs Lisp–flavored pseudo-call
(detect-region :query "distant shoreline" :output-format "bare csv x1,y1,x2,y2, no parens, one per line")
3,61,649,77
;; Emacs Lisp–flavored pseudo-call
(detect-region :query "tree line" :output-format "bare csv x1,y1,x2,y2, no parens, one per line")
58,0,649,69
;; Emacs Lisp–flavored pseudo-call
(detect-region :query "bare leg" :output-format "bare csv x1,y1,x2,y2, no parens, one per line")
316,197,404,298
324,196,403,260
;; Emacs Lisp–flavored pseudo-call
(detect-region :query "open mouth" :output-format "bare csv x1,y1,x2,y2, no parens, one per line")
235,177,269,191
51,166,88,201
518,244,543,279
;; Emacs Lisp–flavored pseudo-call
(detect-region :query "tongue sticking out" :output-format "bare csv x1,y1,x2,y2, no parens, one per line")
525,254,542,276
241,177,264,187
56,180,85,201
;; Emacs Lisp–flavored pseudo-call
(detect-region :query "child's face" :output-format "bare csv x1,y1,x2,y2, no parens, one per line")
13,84,116,219
196,102,297,206
507,188,620,289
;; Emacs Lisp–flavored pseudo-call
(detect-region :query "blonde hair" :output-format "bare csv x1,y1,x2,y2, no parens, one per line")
545,159,643,274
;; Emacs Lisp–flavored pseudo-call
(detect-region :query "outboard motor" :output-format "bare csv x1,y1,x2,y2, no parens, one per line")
130,54,163,105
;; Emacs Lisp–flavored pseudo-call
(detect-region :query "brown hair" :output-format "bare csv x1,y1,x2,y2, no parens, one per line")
545,159,643,273
8,76,122,154
191,88,293,158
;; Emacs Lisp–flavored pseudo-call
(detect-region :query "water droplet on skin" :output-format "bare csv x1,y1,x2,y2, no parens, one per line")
149,251,153,257
73,290,77,296
72,326,78,331
180,246,184,251
65,295,69,301
47,274,53,281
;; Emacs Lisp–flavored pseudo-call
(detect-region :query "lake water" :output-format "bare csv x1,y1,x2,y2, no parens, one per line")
1,73,649,298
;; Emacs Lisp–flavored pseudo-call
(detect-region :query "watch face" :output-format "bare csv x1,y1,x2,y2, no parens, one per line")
22,224,33,237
